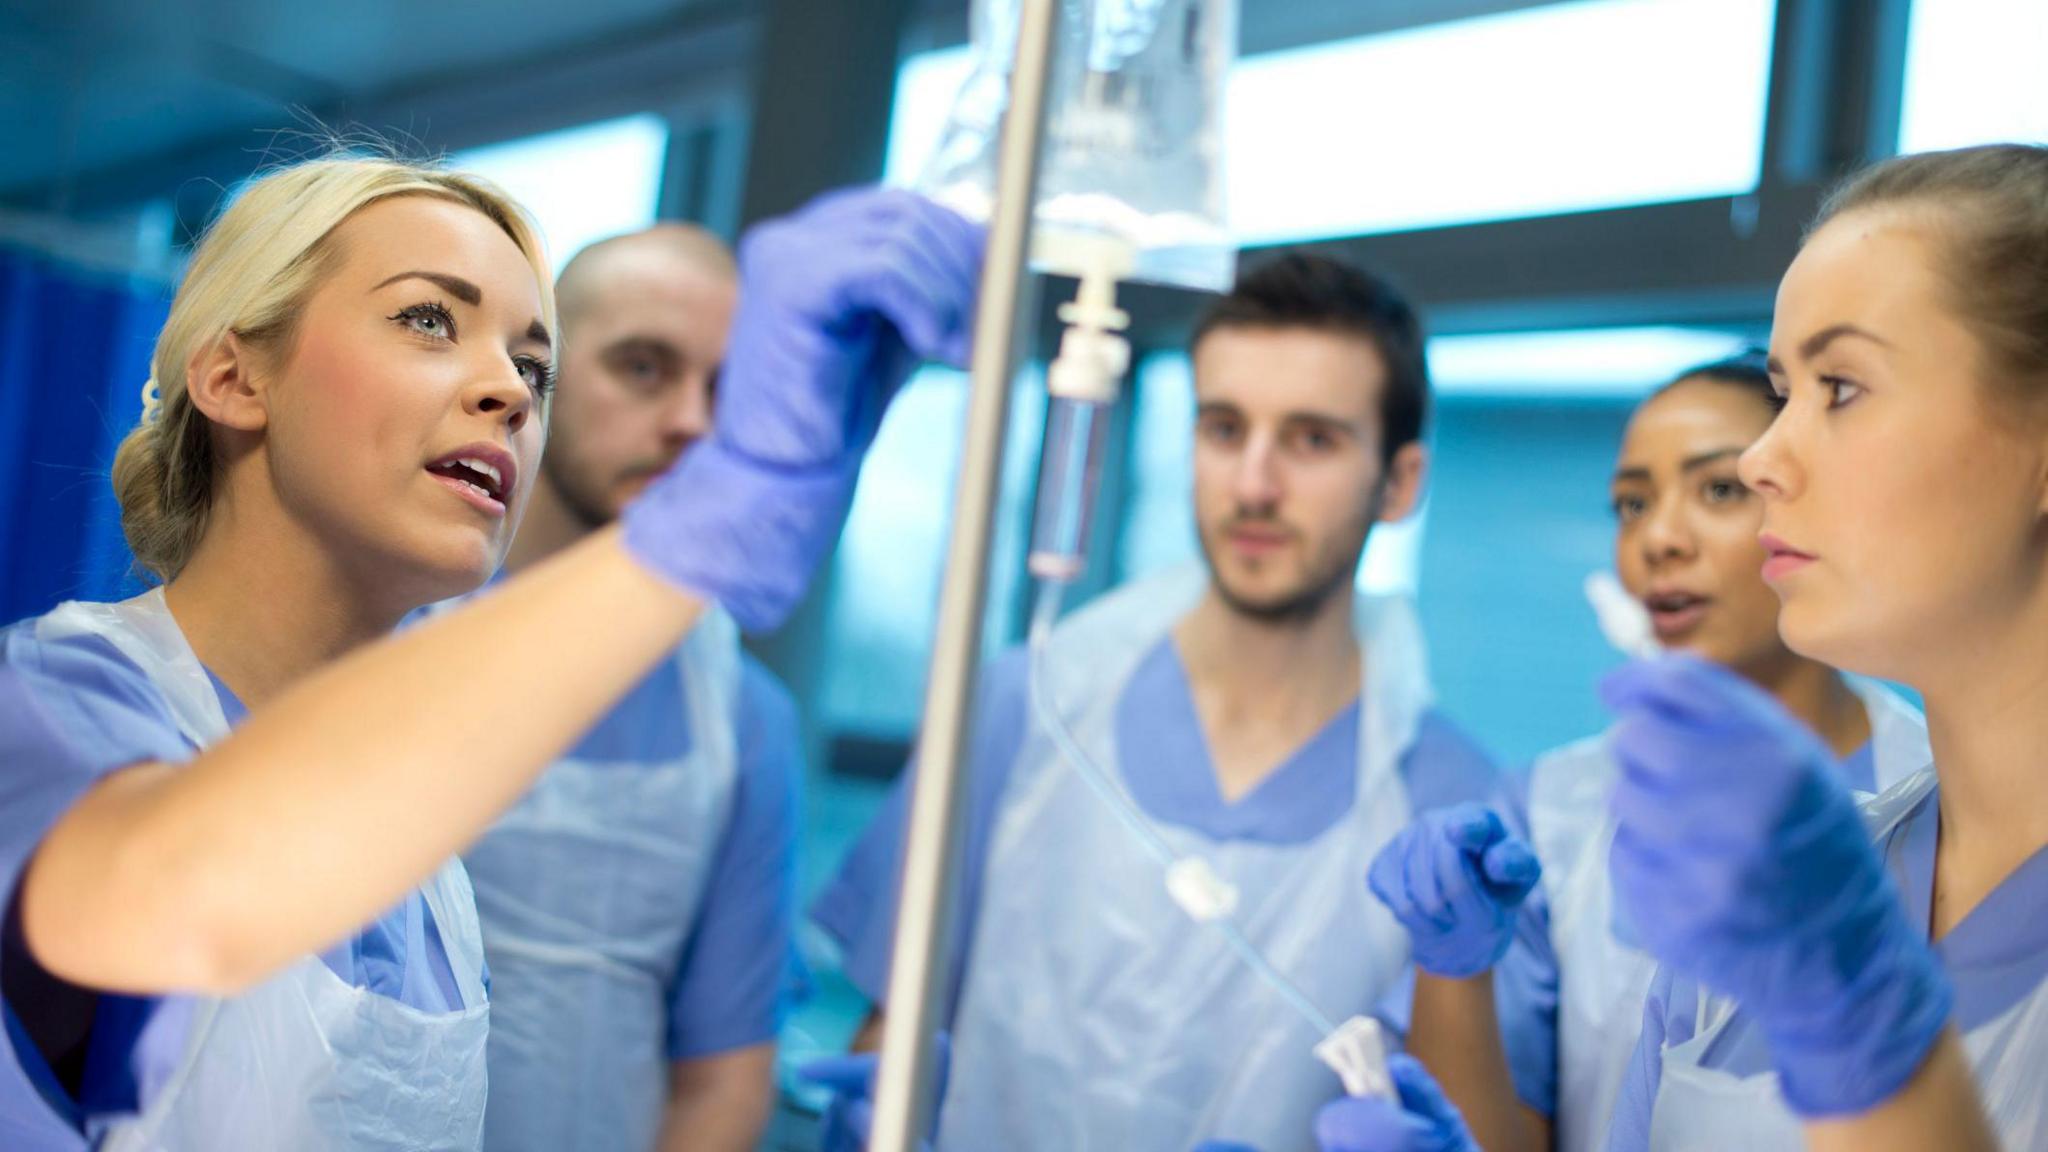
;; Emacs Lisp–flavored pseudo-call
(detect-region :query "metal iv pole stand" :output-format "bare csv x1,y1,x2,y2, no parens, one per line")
865,1,1061,1150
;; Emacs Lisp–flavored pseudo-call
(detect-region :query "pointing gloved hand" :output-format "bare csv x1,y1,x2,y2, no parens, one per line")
1314,1054,1479,1152
1367,803,1542,977
623,188,985,631
799,1032,952,1152
1602,655,1952,1116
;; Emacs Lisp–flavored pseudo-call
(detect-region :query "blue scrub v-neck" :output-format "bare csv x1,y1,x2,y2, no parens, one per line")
1892,781,2048,1029
204,669,462,1010
1112,637,1361,845
1688,776,2048,1076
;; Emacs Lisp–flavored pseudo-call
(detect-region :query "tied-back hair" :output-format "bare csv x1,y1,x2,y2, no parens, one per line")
1812,143,2048,410
111,152,552,582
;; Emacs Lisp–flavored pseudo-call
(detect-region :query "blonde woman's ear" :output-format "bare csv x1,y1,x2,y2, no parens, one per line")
183,331,270,434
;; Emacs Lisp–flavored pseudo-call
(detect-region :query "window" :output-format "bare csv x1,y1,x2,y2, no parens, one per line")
452,114,670,276
1117,326,1750,592
1897,0,2048,153
1427,326,1756,398
888,0,1778,245
820,368,1046,735
1230,0,1776,243
885,47,978,187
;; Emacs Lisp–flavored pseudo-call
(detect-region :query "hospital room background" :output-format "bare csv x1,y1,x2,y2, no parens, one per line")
1,0,2040,1144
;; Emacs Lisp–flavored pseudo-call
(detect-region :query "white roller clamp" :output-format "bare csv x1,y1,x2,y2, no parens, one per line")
1163,857,1239,922
1315,1014,1396,1100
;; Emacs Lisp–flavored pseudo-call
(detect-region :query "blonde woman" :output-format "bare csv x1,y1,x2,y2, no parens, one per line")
0,161,980,1149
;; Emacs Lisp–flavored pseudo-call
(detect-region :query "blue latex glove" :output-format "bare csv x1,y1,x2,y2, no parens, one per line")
798,1033,952,1152
1602,655,1952,1116
1367,803,1541,977
623,187,984,631
1315,1054,1478,1152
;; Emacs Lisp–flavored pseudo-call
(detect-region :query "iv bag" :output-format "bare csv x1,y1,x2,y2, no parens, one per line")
920,0,1237,292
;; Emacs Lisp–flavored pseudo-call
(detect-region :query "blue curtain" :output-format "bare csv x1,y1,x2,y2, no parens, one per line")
0,246,171,627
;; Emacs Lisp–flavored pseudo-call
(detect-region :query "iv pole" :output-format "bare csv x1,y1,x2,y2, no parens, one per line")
866,1,1061,1149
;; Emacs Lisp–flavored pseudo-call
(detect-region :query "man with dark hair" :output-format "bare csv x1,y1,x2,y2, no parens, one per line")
807,253,1499,1152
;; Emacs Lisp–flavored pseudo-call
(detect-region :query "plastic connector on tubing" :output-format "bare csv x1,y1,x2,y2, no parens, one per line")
1045,232,1135,405
1164,857,1240,922
1047,323,1130,405
1315,1015,1396,1100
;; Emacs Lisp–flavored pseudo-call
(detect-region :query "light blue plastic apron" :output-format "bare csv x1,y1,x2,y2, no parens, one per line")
40,590,491,1152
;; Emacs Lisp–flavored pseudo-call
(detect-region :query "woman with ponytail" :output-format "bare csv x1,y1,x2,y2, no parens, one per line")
0,155,981,1150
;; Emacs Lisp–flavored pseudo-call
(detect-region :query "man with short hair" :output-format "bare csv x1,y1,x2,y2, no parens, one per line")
464,225,800,1152
809,253,1501,1151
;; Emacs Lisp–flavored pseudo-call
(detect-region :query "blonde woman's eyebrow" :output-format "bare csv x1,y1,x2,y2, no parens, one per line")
372,270,481,306
374,270,549,348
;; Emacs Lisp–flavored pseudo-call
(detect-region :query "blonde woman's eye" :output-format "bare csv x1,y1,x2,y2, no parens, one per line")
516,356,557,396
392,302,457,340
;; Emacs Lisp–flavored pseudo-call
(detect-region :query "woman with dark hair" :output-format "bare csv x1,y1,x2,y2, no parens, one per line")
1319,143,2048,1152
1359,354,1928,1152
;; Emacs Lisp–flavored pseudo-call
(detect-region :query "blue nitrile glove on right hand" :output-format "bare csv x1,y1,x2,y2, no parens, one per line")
1368,803,1541,978
1603,655,1952,1117
623,188,985,632
799,1033,952,1152
1315,1054,1478,1152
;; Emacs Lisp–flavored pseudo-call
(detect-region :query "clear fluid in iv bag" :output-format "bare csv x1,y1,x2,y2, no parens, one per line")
921,0,1238,291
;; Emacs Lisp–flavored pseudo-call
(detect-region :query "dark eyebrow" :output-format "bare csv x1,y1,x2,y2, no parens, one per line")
1614,447,1745,485
1614,445,1748,486
372,270,481,306
602,335,679,363
1797,323,1891,362
527,320,552,351
1679,447,1745,473
1282,411,1361,439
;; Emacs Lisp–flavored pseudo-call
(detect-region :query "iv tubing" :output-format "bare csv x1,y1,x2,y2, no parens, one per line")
1025,580,1339,1037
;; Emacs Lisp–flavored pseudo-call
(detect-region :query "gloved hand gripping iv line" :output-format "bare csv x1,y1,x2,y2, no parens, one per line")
1022,238,1394,1100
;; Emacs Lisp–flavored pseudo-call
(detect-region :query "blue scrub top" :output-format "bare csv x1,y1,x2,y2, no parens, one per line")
1489,740,1882,1118
0,619,465,1150
1602,775,2048,1151
808,635,1500,1024
555,652,804,1060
